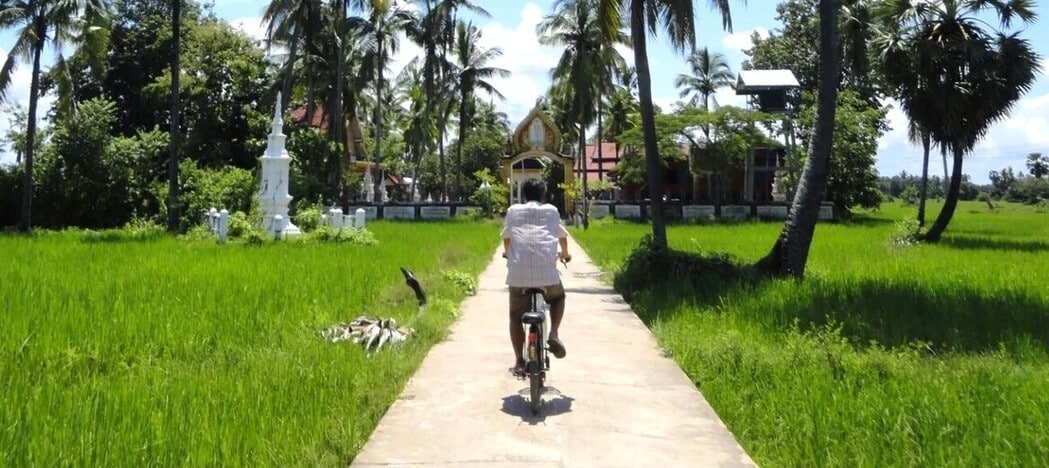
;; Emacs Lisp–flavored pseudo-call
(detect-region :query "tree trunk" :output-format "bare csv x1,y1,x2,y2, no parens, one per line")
921,146,964,242
456,93,467,202
373,35,384,204
583,93,591,228
631,0,666,247
167,0,182,232
755,0,840,278
597,98,604,181
439,121,448,202
917,131,930,228
280,34,299,115
19,35,44,232
941,145,949,195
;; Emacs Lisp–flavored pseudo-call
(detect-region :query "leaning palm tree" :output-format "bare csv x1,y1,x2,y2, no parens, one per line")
451,21,508,201
539,0,628,227
596,0,733,247
0,0,112,232
675,47,734,110
877,0,1040,242
755,0,841,277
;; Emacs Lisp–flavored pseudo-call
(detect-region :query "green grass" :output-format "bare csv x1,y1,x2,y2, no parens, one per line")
573,201,1049,466
0,221,500,465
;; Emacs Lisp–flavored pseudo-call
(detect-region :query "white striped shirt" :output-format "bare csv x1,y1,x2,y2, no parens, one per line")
501,201,569,287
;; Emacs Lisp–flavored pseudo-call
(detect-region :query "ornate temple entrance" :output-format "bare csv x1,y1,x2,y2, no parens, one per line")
501,104,575,215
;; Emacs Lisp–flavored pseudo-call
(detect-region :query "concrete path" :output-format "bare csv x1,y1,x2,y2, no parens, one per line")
352,236,756,467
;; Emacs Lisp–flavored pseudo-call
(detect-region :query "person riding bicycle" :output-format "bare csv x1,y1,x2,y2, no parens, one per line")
501,178,571,376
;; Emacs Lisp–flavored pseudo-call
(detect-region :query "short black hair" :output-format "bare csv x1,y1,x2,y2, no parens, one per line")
521,178,546,202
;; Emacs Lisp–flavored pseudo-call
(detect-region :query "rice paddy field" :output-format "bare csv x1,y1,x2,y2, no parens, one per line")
0,221,501,465
573,201,1049,467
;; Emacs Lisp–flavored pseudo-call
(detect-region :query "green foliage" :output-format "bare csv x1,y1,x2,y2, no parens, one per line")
80,219,168,243
0,164,22,227
159,160,256,231
614,235,755,302
0,222,499,464
576,202,1049,466
226,211,258,239
468,169,508,217
799,91,885,211
442,270,478,296
308,226,379,245
287,128,342,206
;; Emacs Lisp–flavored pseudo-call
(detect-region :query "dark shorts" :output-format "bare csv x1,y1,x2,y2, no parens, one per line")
508,283,565,314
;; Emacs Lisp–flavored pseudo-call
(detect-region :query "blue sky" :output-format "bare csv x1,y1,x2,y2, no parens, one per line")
3,0,1048,184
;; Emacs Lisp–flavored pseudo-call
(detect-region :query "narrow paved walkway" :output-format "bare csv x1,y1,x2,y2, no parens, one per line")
353,236,756,467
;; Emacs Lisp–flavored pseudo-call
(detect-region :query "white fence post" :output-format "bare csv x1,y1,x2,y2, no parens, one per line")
217,209,229,243
355,208,366,230
273,215,284,240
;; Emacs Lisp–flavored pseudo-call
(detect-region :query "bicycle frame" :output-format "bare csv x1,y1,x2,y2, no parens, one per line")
521,289,549,414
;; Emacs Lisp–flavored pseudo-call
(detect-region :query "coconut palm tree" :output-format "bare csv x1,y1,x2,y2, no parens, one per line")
0,0,112,232
539,0,628,227
877,0,1040,242
596,0,733,247
451,21,508,201
675,47,734,110
411,0,489,201
263,0,323,115
754,0,841,277
346,0,416,202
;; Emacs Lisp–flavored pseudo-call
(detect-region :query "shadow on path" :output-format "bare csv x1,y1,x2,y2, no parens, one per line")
501,390,574,425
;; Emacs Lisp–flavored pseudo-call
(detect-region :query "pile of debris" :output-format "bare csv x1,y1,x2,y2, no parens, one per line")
322,316,414,353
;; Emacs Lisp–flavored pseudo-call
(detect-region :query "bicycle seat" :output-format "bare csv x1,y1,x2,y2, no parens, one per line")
522,311,545,325
523,287,545,296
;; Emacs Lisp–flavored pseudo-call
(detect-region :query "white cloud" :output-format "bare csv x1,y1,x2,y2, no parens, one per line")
229,16,266,43
722,27,769,53
875,92,1049,183
477,3,559,125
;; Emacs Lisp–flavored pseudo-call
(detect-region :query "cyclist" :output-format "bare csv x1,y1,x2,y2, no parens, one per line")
501,178,571,376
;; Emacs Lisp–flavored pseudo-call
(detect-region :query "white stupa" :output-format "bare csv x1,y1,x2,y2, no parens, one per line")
257,93,301,236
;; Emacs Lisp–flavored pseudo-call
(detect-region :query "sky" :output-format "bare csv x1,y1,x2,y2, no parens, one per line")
2,0,1048,184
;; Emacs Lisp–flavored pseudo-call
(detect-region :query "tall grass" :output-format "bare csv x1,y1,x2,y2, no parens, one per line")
0,221,500,465
574,201,1049,466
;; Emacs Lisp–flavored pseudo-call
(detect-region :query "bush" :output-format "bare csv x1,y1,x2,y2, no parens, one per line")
159,160,256,231
614,235,754,302
307,226,378,245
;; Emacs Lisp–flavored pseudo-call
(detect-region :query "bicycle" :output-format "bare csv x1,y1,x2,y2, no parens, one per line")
520,287,550,415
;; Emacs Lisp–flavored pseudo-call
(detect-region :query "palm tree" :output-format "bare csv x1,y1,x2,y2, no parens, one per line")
675,47,734,110
263,0,323,115
603,81,639,165
347,0,415,202
597,0,733,247
877,0,1040,242
0,0,112,232
451,21,508,201
412,0,489,201
539,0,627,227
754,0,840,277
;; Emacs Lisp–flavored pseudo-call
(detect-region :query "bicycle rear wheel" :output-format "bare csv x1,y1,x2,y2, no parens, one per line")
529,372,542,414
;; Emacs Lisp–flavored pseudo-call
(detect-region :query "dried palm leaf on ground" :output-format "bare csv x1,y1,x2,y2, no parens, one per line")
321,316,414,353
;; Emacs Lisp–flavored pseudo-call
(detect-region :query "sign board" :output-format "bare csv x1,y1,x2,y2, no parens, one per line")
683,205,715,220
756,205,788,219
720,205,749,220
614,204,642,219
590,204,610,219
383,206,415,220
819,204,834,220
420,206,452,220
350,206,378,220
